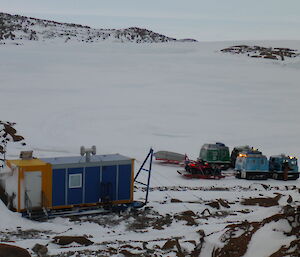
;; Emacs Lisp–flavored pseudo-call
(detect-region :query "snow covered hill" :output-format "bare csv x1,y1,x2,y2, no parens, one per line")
0,12,196,44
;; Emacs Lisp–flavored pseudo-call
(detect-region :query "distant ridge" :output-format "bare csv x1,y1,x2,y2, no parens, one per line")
0,12,197,44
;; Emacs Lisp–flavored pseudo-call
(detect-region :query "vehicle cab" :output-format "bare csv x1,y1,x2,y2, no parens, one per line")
269,155,299,180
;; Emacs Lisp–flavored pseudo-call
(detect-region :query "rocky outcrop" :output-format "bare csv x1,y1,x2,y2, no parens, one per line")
221,45,299,61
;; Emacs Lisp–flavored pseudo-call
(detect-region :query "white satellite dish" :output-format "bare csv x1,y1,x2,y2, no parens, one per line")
80,145,97,162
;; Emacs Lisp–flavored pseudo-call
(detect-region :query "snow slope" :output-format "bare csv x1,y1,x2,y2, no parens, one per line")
0,40,300,256
1,40,300,160
0,12,187,43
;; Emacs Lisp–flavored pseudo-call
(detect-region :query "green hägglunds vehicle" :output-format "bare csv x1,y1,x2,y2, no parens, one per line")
199,142,231,169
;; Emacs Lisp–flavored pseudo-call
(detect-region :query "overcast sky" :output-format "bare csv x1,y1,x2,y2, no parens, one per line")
2,0,300,41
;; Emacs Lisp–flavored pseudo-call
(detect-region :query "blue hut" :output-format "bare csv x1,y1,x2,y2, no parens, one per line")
3,147,135,218
41,153,134,209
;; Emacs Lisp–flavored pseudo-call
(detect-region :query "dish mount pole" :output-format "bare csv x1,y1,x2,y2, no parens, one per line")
134,148,154,206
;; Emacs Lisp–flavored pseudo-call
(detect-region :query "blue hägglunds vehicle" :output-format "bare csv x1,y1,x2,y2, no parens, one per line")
235,149,269,180
269,155,299,180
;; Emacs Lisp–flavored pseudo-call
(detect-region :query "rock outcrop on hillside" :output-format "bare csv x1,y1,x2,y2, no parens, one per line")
0,12,194,44
221,45,299,61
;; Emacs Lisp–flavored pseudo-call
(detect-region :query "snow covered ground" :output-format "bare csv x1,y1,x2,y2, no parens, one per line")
0,40,300,256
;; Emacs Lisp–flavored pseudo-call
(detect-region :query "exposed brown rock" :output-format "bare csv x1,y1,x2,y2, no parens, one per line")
119,249,140,257
171,198,183,203
241,194,281,207
32,244,48,256
287,195,293,203
206,201,220,209
53,236,93,246
162,239,177,250
218,199,230,208
174,210,198,226
0,243,31,257
212,206,299,257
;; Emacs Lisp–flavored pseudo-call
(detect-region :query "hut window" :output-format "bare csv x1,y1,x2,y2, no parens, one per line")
69,174,82,188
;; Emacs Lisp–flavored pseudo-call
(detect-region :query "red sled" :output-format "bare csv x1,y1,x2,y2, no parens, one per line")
177,170,225,179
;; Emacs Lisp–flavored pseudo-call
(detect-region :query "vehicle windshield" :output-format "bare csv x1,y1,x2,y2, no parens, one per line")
284,158,298,166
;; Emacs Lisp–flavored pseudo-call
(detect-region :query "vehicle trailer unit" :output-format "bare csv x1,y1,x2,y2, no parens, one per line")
199,142,230,169
235,149,269,180
3,150,134,218
269,155,299,180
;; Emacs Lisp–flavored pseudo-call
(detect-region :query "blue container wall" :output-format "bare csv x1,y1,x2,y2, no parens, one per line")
52,169,66,206
101,165,117,201
118,165,132,200
67,168,84,205
52,164,132,207
85,166,101,203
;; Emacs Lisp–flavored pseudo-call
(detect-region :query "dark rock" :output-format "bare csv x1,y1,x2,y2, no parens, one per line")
206,201,220,209
162,239,177,250
287,195,293,204
0,243,31,257
221,44,299,61
32,243,48,256
53,236,93,246
171,198,182,203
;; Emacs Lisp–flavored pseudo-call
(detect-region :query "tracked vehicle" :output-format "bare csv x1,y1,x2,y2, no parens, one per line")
269,155,299,180
235,149,269,180
199,142,230,169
